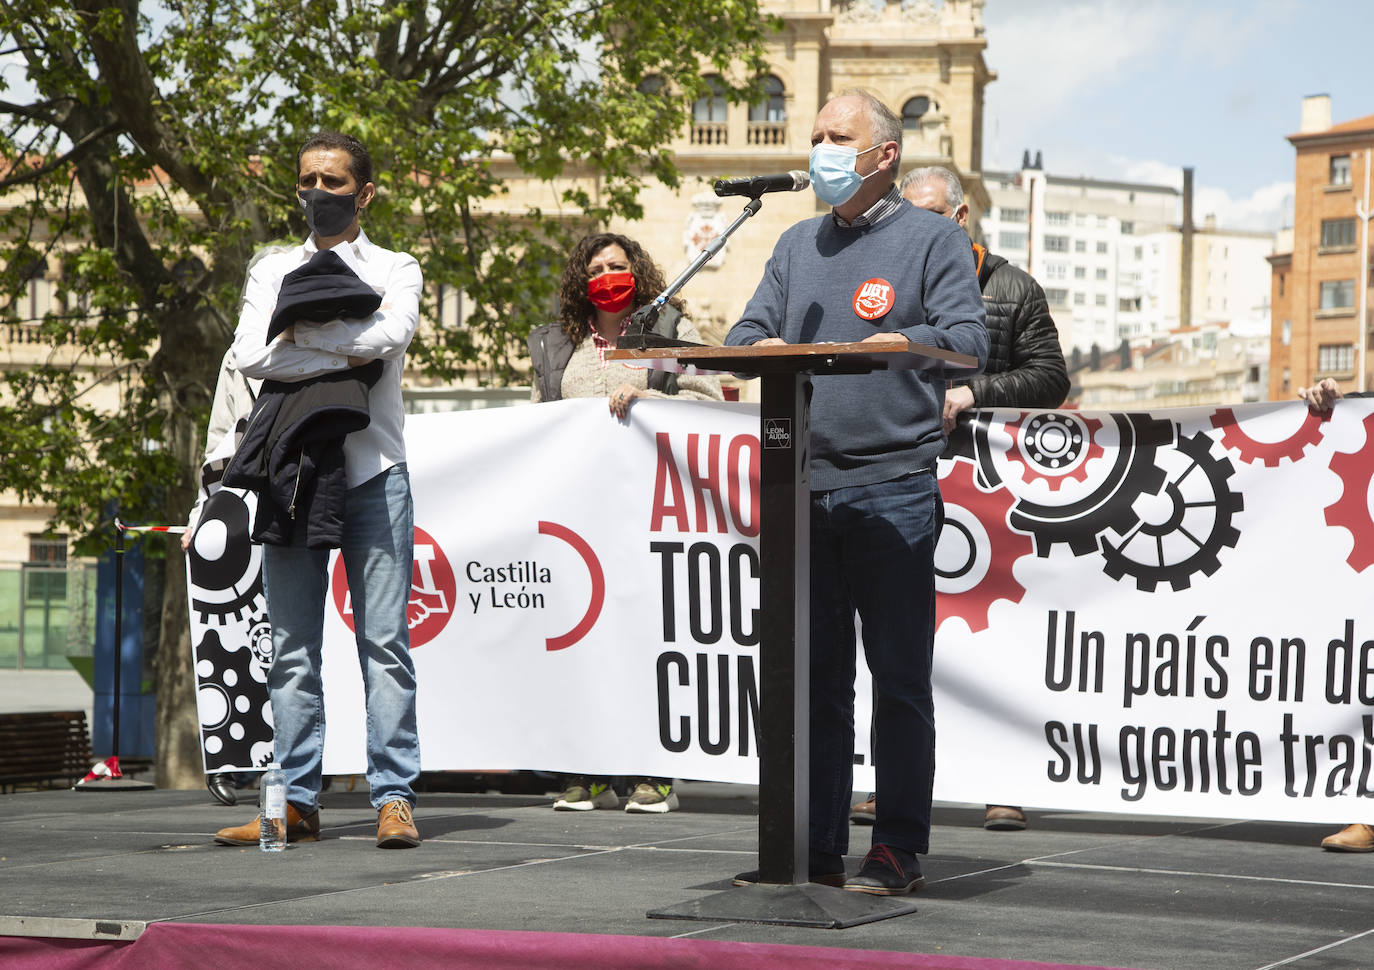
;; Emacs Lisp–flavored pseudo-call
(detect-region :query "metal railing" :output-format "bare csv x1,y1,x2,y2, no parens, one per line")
746,122,786,146
691,122,728,146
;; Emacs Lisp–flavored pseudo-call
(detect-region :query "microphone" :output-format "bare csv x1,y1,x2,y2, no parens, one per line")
713,171,810,198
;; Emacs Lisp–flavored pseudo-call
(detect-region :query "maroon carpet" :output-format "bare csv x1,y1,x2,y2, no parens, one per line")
0,923,1138,970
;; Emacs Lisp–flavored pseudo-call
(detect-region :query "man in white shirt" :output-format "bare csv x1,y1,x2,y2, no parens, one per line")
214,131,423,849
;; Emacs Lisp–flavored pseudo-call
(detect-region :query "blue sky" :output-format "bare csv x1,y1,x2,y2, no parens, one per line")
980,0,1373,231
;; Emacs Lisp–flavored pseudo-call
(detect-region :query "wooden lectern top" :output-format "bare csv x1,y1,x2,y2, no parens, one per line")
608,334,977,376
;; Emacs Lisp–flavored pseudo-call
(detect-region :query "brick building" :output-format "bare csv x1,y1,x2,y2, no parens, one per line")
1268,95,1374,399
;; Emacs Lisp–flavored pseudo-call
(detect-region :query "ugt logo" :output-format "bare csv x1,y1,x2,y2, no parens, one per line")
329,526,455,647
852,277,894,321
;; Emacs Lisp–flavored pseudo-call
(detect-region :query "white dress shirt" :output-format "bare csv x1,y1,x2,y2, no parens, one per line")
233,229,422,489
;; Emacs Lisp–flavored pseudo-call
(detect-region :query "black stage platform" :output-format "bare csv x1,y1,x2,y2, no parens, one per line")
0,782,1371,969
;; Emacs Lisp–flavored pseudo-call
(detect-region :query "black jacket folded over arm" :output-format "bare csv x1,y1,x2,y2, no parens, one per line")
222,359,383,548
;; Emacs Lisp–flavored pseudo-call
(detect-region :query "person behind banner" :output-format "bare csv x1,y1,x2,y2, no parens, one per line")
186,244,292,807
528,232,723,814
724,90,988,894
213,131,423,850
185,346,263,806
849,165,1069,834
1298,377,1374,853
528,231,724,417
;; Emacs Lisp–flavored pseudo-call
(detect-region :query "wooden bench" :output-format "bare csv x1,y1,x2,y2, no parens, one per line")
0,711,94,792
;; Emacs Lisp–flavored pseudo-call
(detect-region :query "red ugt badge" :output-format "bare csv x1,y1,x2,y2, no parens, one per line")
853,278,895,321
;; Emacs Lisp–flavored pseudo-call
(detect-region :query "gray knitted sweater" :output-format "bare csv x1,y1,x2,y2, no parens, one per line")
726,203,987,489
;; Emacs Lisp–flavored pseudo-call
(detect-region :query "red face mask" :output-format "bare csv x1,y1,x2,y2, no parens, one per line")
587,271,636,313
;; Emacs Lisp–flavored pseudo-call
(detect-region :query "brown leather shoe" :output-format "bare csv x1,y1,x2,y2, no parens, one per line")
984,805,1027,830
377,799,420,848
850,795,876,825
1320,823,1374,852
214,803,320,846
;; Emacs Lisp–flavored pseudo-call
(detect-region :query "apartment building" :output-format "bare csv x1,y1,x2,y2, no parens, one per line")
980,156,1178,353
1267,95,1373,398
981,156,1274,361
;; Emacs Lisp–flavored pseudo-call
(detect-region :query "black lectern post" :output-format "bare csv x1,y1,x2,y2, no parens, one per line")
611,336,977,928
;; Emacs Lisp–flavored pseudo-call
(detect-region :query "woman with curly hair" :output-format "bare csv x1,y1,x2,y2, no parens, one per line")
528,232,723,417
528,233,722,814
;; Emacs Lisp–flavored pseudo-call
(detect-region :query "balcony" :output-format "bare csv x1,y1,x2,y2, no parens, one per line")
4,324,48,346
691,123,728,146
746,122,786,147
900,112,953,163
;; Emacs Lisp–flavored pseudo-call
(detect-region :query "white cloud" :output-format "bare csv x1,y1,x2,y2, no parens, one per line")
1115,158,1183,191
1113,154,1293,232
984,2,1175,137
1193,180,1294,232
980,1,1297,174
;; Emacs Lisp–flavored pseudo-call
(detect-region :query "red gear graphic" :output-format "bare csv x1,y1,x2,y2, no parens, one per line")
1003,412,1105,490
1323,412,1374,572
1210,406,1327,466
935,459,1035,633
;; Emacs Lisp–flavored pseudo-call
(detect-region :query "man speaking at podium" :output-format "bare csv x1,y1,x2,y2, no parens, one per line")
725,90,987,895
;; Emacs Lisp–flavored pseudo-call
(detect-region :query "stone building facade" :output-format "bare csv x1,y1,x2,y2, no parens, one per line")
487,0,997,349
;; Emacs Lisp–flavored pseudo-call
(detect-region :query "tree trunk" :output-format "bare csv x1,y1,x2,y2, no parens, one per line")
155,534,201,789
152,305,224,789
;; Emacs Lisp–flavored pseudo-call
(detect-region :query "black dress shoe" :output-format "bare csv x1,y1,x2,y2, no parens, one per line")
843,844,924,895
206,772,238,806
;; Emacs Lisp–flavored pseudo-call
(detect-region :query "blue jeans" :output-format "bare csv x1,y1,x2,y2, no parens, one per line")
808,470,942,857
261,464,421,812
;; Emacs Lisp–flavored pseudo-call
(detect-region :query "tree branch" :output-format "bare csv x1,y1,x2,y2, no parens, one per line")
0,120,121,191
70,0,218,204
0,96,74,126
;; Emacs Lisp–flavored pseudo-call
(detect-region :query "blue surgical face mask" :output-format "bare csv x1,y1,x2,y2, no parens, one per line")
809,142,881,206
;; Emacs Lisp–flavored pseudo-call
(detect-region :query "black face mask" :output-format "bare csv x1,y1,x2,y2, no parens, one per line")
297,188,358,238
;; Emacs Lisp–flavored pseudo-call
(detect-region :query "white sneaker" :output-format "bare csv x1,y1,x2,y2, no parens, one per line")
625,782,679,814
553,781,619,811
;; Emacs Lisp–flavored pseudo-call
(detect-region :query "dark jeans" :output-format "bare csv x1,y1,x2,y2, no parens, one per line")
808,469,942,857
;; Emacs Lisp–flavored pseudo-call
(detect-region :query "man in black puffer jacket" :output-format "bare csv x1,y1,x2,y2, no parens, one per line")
851,166,1070,834
901,166,1069,432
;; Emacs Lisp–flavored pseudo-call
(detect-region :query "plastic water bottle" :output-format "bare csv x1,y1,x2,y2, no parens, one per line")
259,762,287,852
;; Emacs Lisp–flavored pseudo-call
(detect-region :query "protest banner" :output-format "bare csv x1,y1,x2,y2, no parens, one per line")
188,397,1374,823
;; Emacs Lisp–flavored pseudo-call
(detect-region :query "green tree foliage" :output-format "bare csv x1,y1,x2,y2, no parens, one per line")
0,0,770,784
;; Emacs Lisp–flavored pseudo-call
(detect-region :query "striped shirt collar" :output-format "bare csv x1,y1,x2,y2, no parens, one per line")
831,183,904,229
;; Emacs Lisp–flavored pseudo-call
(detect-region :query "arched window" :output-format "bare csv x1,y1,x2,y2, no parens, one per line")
692,75,728,145
6,252,49,325
902,96,931,130
748,75,785,123
637,75,665,97
692,75,727,123
747,75,786,146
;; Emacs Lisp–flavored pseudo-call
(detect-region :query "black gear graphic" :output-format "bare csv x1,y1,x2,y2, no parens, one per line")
1099,430,1244,591
193,626,274,772
940,411,979,462
247,618,274,667
1022,413,1085,467
968,411,1175,557
188,489,264,624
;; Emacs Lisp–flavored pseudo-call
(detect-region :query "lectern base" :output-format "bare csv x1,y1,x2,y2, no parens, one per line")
647,883,917,929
